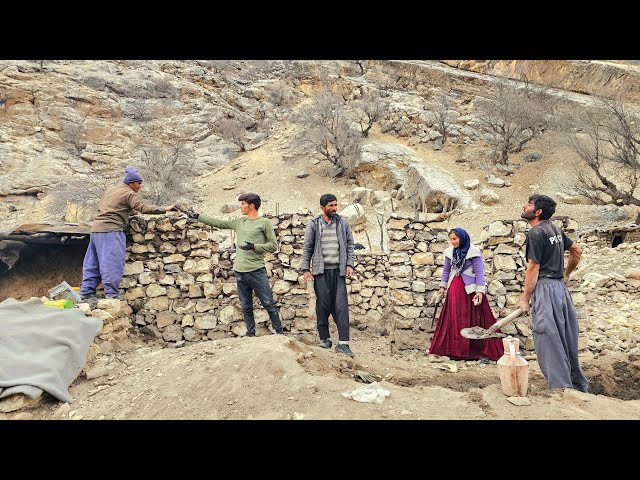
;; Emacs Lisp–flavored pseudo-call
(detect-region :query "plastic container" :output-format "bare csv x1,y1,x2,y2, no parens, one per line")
48,281,82,304
497,336,529,397
44,299,74,309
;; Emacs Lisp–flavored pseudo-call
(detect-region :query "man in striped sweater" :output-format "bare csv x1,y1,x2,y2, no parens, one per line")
302,193,355,357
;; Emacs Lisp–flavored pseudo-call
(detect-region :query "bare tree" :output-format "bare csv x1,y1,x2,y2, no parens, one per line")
130,99,153,121
266,81,291,107
565,97,640,207
298,88,362,178
352,92,387,138
433,93,454,144
476,78,554,164
354,60,369,76
217,117,247,152
376,75,395,98
137,141,200,205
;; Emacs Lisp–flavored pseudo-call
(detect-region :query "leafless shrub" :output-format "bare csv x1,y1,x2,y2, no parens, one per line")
476,78,554,164
137,141,199,205
372,72,397,99
297,88,362,178
354,60,369,76
563,97,640,207
130,100,153,121
266,81,292,107
217,117,247,152
433,93,454,144
351,92,387,138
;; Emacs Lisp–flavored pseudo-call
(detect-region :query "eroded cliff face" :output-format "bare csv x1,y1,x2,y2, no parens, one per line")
441,60,640,103
0,60,290,200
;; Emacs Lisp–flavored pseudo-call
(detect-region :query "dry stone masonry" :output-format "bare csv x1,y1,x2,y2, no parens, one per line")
121,212,389,344
115,212,638,359
576,228,640,356
79,298,134,363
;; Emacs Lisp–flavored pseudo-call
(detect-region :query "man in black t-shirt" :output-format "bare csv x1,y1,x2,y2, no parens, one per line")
519,194,588,392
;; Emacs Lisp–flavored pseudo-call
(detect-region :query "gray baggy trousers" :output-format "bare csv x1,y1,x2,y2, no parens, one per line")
531,277,589,392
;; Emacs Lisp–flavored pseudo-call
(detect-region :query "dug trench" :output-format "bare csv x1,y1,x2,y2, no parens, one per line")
294,331,640,401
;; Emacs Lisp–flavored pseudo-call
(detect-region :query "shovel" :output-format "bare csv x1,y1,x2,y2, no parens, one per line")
306,277,316,322
429,293,444,331
460,308,523,340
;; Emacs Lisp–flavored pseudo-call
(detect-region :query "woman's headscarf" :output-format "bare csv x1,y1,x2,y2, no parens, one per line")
451,227,471,273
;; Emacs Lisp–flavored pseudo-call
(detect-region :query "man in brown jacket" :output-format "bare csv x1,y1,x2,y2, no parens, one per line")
79,167,175,300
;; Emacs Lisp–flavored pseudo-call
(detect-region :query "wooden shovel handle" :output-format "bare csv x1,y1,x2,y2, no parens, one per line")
488,308,523,333
570,260,596,281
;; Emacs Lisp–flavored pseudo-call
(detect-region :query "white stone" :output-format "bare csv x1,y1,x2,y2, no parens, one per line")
464,179,480,190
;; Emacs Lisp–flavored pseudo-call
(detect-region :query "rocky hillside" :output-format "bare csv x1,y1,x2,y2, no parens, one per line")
1,59,639,288
442,60,640,103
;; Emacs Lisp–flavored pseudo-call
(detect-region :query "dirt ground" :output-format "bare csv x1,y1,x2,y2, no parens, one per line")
4,326,639,421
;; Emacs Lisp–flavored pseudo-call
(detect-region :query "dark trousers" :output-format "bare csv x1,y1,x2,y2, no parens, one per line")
235,267,282,335
314,268,350,342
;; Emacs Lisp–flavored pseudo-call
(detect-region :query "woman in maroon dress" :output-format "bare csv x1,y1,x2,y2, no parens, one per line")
429,228,504,361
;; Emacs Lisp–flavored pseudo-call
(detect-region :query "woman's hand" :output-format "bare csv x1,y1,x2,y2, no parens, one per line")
473,292,483,306
434,287,445,304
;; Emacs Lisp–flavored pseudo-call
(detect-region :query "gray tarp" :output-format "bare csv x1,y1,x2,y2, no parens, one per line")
0,297,102,403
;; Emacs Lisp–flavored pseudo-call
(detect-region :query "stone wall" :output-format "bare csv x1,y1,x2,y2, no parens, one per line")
121,212,390,344
385,215,575,353
383,217,448,351
578,224,640,249
119,212,592,355
80,298,134,363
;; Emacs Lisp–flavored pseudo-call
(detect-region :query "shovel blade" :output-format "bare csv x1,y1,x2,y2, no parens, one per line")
460,326,507,340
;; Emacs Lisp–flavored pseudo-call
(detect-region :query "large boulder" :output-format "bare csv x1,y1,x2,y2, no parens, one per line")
338,203,367,232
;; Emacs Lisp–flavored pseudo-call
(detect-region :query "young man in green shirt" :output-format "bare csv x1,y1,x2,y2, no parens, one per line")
186,193,284,337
